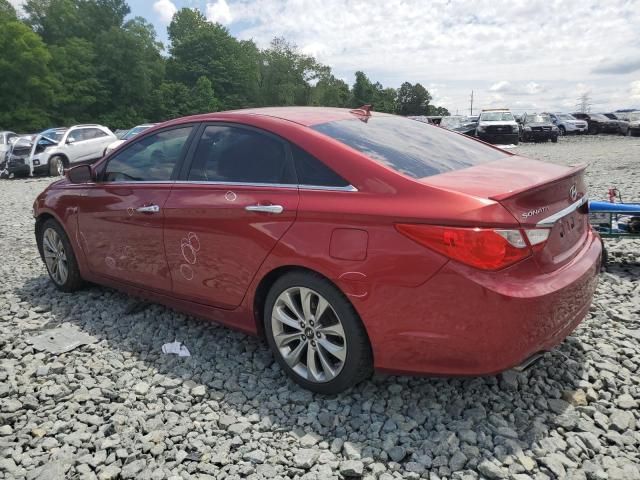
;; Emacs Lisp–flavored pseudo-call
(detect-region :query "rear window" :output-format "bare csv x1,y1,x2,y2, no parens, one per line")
312,115,508,179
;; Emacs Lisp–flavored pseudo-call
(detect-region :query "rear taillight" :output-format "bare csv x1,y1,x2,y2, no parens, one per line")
395,224,548,271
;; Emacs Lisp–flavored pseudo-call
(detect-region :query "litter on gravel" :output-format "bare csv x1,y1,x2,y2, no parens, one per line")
161,340,191,356
26,325,97,354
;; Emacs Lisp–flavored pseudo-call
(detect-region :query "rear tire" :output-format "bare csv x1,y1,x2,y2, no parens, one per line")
558,126,566,136
49,156,65,177
264,271,373,394
37,219,84,292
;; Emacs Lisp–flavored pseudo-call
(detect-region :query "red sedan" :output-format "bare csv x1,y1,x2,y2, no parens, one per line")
33,107,602,393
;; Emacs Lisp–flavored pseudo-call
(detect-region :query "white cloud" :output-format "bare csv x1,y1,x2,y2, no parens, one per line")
153,0,177,24
222,0,640,112
206,0,233,25
631,81,640,101
7,0,26,12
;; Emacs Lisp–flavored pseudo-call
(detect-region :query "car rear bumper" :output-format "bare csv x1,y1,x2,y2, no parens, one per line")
476,132,519,144
365,229,602,376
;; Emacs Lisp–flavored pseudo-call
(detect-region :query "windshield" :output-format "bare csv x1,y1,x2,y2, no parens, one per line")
525,114,551,124
480,112,514,122
123,125,152,140
590,114,610,121
440,116,468,128
40,129,66,143
312,115,508,179
556,114,575,121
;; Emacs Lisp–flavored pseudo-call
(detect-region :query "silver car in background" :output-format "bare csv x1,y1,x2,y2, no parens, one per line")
104,123,157,155
546,113,587,135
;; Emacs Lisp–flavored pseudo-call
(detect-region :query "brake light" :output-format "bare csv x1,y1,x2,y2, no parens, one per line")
395,224,534,271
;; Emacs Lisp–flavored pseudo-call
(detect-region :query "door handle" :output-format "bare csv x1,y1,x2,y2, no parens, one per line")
136,204,160,214
245,204,284,214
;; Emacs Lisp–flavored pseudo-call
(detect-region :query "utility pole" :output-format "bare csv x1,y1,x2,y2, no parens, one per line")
576,93,591,113
470,90,474,116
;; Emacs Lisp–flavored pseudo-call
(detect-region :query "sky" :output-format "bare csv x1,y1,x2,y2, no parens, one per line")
10,0,640,114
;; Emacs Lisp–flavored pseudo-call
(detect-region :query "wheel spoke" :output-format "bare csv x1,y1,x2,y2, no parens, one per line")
317,321,345,339
58,260,68,283
273,306,302,330
275,331,303,348
43,232,56,253
300,287,313,320
282,339,306,367
306,345,321,381
280,290,304,321
318,337,346,362
315,295,330,322
316,345,337,380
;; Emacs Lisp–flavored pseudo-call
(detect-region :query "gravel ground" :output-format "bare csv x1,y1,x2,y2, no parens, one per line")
1,135,639,480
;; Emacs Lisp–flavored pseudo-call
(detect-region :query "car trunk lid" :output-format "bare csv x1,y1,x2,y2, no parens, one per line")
422,156,589,270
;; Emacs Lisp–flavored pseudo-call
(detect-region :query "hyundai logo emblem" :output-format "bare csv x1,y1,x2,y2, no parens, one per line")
569,184,578,202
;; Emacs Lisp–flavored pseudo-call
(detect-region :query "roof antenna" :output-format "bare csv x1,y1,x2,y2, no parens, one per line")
350,104,373,116
349,104,373,122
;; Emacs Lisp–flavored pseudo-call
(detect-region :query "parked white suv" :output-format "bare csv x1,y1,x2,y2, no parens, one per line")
30,124,116,176
475,109,520,145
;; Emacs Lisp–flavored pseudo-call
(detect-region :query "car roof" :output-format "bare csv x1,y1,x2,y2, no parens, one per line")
180,107,389,127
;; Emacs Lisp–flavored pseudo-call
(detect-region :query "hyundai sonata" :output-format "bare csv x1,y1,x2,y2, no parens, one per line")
33,107,602,393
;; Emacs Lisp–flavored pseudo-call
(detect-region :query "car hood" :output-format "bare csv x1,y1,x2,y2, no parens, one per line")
478,120,518,127
524,122,554,127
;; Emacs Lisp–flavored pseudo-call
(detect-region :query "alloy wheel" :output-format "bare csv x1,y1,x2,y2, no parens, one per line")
271,286,347,382
42,228,68,285
56,160,64,176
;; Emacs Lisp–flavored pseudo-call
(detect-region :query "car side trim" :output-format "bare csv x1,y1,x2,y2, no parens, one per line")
536,196,588,227
97,180,358,191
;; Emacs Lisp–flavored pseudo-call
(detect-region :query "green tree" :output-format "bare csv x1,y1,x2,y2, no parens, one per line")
25,0,130,44
258,37,321,106
351,71,376,107
310,70,350,107
0,16,55,131
0,0,16,18
49,38,100,124
167,9,260,109
396,82,432,115
373,85,397,113
190,76,219,114
93,18,165,127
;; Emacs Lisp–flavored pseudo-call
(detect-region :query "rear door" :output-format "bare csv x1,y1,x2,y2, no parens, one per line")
77,125,196,293
84,127,113,160
163,123,299,309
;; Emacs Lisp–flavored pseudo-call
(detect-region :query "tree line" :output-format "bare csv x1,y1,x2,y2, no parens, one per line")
0,0,449,132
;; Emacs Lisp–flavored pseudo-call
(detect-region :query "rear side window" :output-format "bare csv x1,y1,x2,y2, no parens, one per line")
291,145,349,187
188,125,295,184
312,116,507,179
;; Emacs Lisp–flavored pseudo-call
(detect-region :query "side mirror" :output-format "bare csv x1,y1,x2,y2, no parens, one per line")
67,164,94,184
67,137,76,144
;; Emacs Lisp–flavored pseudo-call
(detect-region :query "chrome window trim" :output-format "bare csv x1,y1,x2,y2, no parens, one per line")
536,196,588,227
298,184,358,192
97,180,358,191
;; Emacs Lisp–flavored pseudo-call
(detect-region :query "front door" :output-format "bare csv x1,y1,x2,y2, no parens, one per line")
163,123,299,309
77,125,195,293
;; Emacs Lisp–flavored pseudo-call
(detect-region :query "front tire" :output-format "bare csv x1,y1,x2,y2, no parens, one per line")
559,126,566,136
38,219,84,292
49,156,65,177
264,272,373,394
